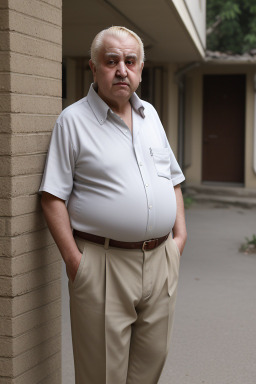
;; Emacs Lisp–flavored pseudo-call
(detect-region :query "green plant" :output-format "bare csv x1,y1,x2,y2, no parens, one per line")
184,196,194,209
240,234,256,253
207,0,256,54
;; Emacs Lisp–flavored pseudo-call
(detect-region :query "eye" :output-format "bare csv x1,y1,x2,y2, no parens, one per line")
126,60,135,66
107,59,116,65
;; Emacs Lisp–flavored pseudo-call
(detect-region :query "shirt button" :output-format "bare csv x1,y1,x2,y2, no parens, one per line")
145,184,149,187
139,162,143,166
149,205,152,209
148,226,152,230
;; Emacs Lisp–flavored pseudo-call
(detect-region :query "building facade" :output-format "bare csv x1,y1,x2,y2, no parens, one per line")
184,55,256,190
4,1,256,383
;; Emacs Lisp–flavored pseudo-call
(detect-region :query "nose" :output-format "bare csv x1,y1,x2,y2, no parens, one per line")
116,61,127,78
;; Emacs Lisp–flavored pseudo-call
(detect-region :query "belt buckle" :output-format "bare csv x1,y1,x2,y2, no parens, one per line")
142,240,150,251
142,239,157,251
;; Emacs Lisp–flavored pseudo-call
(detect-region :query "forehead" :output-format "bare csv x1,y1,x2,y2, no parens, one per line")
100,34,140,58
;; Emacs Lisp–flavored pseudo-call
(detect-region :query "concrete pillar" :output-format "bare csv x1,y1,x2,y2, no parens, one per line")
0,1,62,383
245,70,256,189
182,68,203,184
165,64,179,157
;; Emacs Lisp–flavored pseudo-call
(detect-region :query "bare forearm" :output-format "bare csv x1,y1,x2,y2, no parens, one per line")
173,185,187,255
41,192,81,280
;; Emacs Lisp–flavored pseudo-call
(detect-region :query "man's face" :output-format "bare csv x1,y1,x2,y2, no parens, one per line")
89,33,144,108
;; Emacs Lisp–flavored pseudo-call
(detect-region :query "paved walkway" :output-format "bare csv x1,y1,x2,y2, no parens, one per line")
62,202,256,383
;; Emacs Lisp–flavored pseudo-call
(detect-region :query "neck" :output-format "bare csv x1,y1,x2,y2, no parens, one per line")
104,96,133,132
98,91,131,115
111,101,131,115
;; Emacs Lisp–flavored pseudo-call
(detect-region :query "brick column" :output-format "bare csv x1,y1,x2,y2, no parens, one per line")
0,1,62,383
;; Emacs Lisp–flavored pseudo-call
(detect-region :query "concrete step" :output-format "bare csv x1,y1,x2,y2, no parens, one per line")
183,184,256,208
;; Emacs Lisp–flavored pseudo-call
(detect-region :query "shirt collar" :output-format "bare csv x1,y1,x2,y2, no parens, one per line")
87,83,145,125
87,83,109,125
130,92,145,118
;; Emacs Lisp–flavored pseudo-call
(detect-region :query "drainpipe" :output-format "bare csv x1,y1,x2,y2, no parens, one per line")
177,77,185,169
174,62,200,170
254,74,256,174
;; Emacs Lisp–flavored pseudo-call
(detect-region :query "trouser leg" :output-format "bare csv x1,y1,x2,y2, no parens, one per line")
69,239,107,384
68,236,180,384
126,237,180,384
104,247,143,383
69,239,144,384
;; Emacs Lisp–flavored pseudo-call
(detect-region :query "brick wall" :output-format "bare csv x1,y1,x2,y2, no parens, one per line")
0,1,62,383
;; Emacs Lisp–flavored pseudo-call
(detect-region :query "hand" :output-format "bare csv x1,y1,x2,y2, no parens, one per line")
66,251,82,282
173,185,187,257
173,236,186,256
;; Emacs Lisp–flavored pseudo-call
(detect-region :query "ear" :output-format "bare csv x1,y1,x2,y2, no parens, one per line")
89,59,97,81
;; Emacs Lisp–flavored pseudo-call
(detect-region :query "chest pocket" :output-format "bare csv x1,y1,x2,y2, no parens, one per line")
150,147,171,180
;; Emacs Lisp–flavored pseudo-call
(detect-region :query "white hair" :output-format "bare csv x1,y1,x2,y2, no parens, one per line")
90,26,145,65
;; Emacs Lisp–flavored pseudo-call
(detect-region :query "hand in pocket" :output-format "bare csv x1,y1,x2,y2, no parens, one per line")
66,251,83,283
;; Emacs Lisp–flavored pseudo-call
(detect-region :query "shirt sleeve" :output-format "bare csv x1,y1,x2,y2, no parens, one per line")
168,145,185,187
150,104,185,186
39,121,75,201
147,102,185,186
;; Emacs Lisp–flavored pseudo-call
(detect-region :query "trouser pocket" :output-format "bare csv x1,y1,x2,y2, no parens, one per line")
165,237,180,297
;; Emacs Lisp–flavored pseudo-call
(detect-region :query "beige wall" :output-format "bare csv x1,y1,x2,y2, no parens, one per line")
184,0,206,47
245,70,256,189
0,1,62,383
172,0,205,58
184,65,256,189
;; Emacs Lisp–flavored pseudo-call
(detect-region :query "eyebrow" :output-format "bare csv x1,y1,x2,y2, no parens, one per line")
105,53,138,60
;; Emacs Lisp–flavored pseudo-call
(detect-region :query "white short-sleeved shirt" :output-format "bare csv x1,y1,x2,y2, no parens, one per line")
39,84,185,241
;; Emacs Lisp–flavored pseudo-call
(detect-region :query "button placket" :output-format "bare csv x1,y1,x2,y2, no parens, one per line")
133,138,154,237
110,113,132,139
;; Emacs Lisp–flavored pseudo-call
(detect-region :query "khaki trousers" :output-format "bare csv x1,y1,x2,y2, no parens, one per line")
68,235,180,384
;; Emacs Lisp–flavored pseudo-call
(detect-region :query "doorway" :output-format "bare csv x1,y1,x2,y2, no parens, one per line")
202,74,245,183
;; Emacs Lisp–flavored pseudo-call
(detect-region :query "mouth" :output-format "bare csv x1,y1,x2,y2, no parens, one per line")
113,82,129,86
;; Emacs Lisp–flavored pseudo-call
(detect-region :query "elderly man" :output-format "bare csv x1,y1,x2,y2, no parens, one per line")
40,26,187,384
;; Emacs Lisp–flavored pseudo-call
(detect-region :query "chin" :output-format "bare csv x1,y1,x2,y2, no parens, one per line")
114,89,131,96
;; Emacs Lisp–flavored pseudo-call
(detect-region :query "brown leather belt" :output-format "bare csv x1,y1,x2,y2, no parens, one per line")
73,230,169,251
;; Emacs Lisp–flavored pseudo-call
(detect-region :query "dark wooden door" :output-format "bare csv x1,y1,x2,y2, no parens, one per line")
202,75,245,183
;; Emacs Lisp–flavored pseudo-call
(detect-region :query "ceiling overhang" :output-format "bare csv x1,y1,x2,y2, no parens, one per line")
63,0,205,63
